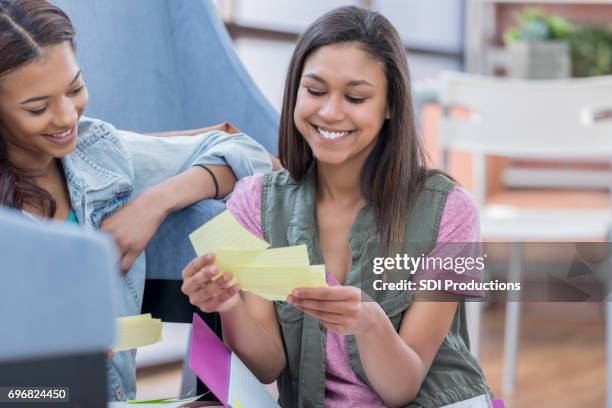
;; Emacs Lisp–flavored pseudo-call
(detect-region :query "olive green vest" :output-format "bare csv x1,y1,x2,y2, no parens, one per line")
261,167,492,408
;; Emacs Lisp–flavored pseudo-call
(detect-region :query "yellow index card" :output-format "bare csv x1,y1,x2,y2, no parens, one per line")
189,210,269,256
188,211,327,302
234,265,328,301
114,313,162,352
209,246,318,292
309,264,326,280
215,245,310,271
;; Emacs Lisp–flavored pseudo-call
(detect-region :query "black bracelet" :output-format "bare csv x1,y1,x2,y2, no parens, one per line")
197,165,219,199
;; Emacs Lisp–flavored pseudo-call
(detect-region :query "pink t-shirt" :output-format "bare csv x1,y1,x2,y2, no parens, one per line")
226,174,480,407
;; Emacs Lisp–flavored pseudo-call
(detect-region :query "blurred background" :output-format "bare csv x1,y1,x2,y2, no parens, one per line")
130,1,610,406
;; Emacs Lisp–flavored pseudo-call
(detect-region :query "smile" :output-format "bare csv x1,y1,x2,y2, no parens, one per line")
44,128,73,139
315,126,353,140
41,124,77,146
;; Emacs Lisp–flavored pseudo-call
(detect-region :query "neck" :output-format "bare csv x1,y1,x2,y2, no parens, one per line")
5,143,56,178
316,160,364,207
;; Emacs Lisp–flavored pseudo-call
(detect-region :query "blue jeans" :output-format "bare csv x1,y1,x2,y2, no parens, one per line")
146,199,226,280
107,199,225,401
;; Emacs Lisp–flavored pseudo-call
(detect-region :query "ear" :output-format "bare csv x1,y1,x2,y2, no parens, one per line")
385,106,391,120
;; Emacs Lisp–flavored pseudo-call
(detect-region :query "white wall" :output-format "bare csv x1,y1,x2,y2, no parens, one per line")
373,0,465,54
232,37,296,111
233,38,461,112
222,0,464,111
232,0,363,32
228,0,465,53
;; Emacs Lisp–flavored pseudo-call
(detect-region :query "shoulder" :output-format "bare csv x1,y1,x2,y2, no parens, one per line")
445,186,479,215
77,116,119,146
262,169,300,188
229,174,265,203
423,172,457,194
63,117,134,187
437,186,480,243
413,172,458,213
75,116,130,159
226,174,265,239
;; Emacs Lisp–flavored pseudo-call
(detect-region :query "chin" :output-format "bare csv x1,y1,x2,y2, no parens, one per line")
313,152,351,166
50,140,78,158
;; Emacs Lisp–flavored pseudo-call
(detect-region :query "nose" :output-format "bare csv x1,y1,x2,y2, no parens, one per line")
53,96,78,129
319,94,345,122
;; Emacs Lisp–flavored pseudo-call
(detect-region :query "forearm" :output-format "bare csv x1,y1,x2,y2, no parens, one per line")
355,305,424,406
146,123,238,137
145,126,282,171
220,299,286,383
144,165,235,215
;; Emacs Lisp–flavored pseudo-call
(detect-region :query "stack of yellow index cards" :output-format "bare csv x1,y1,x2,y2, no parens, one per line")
113,313,162,352
189,210,327,300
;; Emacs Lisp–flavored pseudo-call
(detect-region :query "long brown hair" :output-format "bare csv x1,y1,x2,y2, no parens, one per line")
278,6,429,256
0,0,76,217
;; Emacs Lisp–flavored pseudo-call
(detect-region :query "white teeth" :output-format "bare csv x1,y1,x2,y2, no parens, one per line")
47,128,72,138
316,126,350,140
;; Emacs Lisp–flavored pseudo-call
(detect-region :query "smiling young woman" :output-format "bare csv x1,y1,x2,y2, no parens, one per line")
181,5,492,408
294,43,390,172
0,0,272,401
0,42,87,219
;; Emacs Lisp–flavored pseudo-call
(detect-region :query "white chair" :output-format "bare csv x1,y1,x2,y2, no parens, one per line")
437,71,612,402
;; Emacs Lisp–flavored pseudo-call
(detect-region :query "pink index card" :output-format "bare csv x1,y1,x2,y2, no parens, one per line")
189,313,231,405
492,400,505,408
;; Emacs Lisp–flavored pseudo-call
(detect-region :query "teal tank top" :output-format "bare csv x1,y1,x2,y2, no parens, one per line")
65,209,79,225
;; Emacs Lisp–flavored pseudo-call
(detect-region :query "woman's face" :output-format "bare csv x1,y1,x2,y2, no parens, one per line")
0,42,88,167
294,42,389,168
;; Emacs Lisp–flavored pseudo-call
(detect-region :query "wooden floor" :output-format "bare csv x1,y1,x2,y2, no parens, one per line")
480,302,606,407
136,302,606,407
136,362,183,400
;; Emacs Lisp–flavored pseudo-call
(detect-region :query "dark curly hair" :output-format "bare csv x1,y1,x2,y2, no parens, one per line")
0,0,76,216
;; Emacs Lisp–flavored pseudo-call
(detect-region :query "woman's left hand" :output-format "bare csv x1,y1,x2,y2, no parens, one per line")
100,191,167,274
287,286,377,336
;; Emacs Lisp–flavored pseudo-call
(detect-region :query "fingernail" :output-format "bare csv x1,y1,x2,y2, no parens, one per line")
223,274,231,282
293,290,300,297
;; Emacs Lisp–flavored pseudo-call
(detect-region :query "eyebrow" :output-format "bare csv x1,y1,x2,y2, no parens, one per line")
19,70,82,105
303,73,374,88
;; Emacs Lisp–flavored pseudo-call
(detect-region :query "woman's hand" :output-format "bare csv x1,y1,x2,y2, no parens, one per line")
287,286,378,336
100,190,167,274
181,253,241,313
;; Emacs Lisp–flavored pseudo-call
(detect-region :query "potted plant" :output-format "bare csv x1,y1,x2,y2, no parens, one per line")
568,24,612,77
503,7,574,79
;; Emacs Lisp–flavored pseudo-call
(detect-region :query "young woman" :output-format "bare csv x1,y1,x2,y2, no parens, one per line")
181,6,492,408
0,0,271,401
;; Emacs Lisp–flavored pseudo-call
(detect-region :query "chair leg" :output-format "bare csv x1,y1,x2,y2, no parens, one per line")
502,242,523,397
607,301,612,408
180,325,197,397
466,301,482,357
604,232,612,408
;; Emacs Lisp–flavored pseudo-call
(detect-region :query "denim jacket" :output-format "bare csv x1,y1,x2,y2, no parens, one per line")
63,117,272,401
